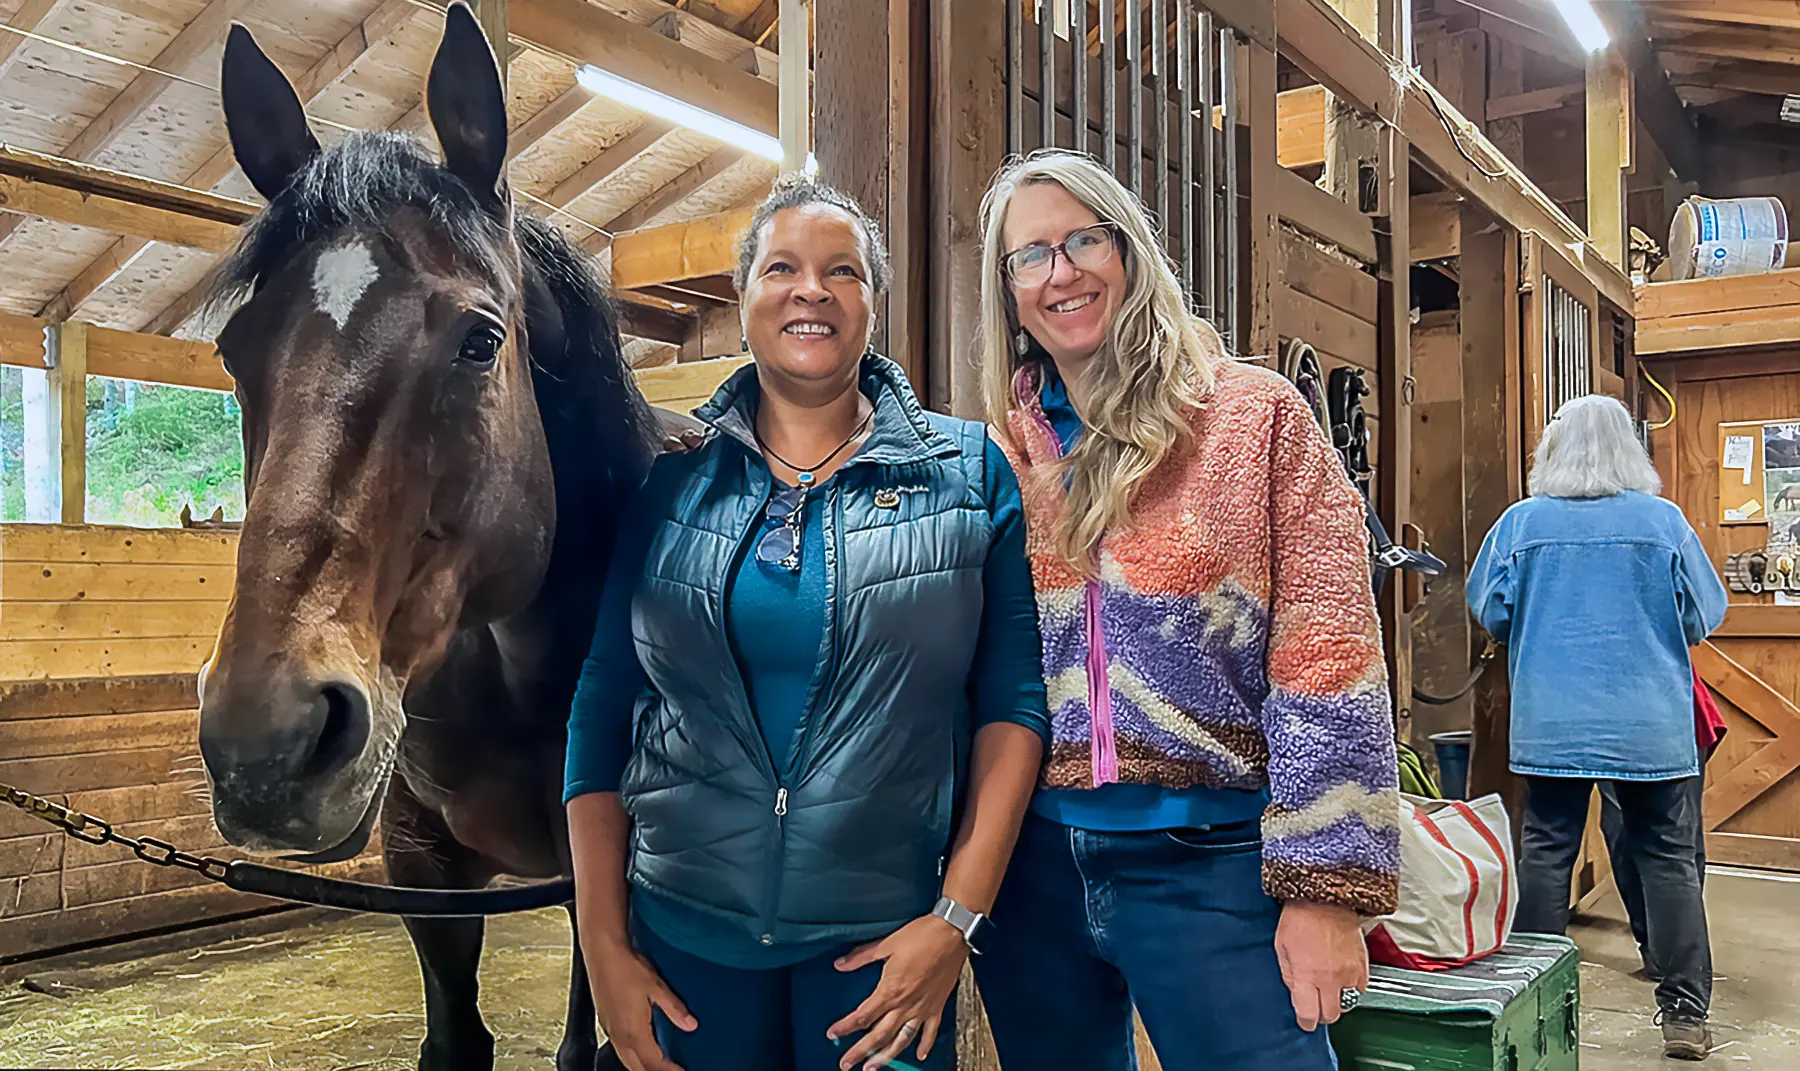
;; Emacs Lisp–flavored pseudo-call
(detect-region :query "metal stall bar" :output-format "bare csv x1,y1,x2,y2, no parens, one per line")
1041,0,1057,149
1127,0,1143,197
1073,0,1089,156
1152,0,1167,245
1008,0,1024,155
1102,0,1117,173
1178,1,1194,298
1221,27,1239,352
1196,9,1214,321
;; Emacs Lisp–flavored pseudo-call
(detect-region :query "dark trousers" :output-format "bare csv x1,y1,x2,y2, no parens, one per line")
1599,773,1708,979
1516,775,1711,1016
973,813,1338,1071
636,923,956,1071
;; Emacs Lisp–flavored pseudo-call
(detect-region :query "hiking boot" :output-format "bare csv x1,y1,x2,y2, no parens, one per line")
1659,1012,1711,1061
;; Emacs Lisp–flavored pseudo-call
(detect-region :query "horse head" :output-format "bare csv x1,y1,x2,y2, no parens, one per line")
198,4,559,856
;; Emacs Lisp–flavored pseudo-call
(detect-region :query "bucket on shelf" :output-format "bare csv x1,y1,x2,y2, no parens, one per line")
1429,730,1472,801
1668,195,1789,281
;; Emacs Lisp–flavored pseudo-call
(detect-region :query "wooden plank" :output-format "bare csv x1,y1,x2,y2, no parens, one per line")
0,873,61,918
542,119,677,210
1,525,238,566
510,0,779,136
1276,167,1379,264
0,146,256,227
618,296,696,345
0,173,241,252
1279,231,1379,324
612,209,755,290
634,356,749,407
1636,270,1800,322
86,326,233,392
0,0,59,85
0,675,203,720
0,636,219,680
1636,309,1800,356
0,310,46,369
1716,605,1800,638
0,832,62,878
0,562,235,603
1654,0,1800,30
1275,0,1635,313
55,323,85,526
62,814,223,870
0,745,191,797
1411,192,1462,261
3,711,198,762
0,884,283,960
599,148,746,242
1278,284,1379,370
1247,42,1281,361
0,601,228,643
1707,831,1800,871
1278,86,1327,169
61,855,214,909
1485,83,1582,121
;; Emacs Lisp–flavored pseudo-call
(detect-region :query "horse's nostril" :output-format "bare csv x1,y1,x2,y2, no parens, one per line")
300,680,372,781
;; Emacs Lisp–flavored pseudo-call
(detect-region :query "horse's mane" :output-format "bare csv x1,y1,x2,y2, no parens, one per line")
210,130,656,500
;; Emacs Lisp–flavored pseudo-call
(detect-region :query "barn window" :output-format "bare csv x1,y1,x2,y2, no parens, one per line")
83,376,244,528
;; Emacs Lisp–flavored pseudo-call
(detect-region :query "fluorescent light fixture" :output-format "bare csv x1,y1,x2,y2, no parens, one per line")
576,65,783,163
1547,0,1610,54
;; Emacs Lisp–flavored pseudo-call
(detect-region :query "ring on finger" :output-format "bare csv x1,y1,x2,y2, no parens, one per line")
897,1019,921,1039
1339,986,1363,1012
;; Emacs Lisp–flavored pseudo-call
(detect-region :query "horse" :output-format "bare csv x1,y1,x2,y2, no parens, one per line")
194,7,653,1069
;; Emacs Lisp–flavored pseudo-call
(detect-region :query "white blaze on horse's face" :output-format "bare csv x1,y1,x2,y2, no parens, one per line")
311,242,380,329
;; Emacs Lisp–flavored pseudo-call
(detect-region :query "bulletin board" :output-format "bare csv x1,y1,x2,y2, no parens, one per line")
1719,419,1800,546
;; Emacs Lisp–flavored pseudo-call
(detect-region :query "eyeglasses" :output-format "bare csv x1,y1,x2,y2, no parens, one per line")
1002,223,1123,287
755,485,807,573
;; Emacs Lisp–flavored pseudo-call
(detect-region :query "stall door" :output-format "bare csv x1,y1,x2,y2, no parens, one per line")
1646,350,1800,872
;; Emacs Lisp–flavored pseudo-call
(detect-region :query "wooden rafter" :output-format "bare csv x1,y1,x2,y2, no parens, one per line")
39,0,419,323
1670,61,1800,98
0,0,254,250
0,144,254,236
1654,22,1800,66
1646,0,1800,33
742,0,779,47
611,207,751,290
583,147,746,254
543,119,678,209
0,0,60,84
1485,82,1583,120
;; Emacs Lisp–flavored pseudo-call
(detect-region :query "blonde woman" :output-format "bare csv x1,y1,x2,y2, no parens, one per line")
969,150,1400,1070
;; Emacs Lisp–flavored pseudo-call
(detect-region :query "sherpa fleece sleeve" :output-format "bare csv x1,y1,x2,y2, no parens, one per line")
1257,382,1401,917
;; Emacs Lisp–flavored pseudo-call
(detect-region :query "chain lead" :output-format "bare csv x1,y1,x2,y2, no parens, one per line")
2,781,234,881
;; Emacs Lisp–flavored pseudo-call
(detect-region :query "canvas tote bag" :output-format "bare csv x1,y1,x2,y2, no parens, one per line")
1364,792,1518,971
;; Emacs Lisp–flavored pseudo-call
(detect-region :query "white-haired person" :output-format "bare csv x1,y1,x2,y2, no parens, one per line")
970,148,1400,1070
1468,394,1726,1062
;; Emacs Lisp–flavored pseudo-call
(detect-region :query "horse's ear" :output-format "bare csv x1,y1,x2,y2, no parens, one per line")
220,23,319,202
428,2,509,207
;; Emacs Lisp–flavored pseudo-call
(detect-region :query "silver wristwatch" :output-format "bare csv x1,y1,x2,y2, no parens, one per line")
931,895,991,954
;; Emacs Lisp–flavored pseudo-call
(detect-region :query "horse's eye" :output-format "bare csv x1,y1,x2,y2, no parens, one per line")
458,320,505,366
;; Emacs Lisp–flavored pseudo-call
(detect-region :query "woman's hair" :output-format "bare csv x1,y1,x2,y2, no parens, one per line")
1529,394,1661,498
978,150,1223,570
732,173,892,295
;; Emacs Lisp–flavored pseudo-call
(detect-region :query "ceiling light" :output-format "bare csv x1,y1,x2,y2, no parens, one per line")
576,65,782,163
1546,0,1610,53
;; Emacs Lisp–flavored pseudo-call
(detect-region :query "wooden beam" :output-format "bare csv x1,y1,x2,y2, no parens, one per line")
742,0,779,46
1411,192,1462,260
1248,42,1281,360
1650,0,1800,32
0,146,255,227
617,293,696,345
1485,82,1582,121
581,148,747,254
1595,1,1703,184
39,0,418,322
0,311,47,369
543,119,678,210
1636,268,1800,321
1635,308,1800,355
506,85,593,161
474,0,509,91
510,0,779,136
0,0,60,84
0,0,253,249
1276,0,1634,312
1587,50,1628,268
1278,86,1328,169
1276,167,1379,264
1667,62,1799,99
1323,0,1380,214
611,208,753,290
1655,23,1800,67
86,325,231,392
0,172,242,252
51,322,86,524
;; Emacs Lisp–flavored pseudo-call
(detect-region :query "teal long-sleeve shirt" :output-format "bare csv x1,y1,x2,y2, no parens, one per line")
1466,490,1727,780
564,435,1047,968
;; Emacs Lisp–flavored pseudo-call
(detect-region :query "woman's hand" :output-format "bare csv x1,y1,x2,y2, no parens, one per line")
827,915,968,1070
1274,900,1369,1032
654,408,708,454
586,940,696,1071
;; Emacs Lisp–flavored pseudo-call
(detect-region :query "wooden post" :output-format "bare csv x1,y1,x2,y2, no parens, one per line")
1585,49,1628,269
778,0,810,174
51,320,87,524
928,0,1001,417
814,0,928,390
1485,37,1525,164
1324,0,1380,213
1245,41,1279,362
1377,125,1412,733
473,0,508,91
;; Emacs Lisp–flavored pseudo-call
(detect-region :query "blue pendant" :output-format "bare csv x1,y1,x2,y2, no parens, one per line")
797,471,815,486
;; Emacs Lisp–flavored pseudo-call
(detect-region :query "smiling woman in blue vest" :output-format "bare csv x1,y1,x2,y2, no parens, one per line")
564,176,1050,1071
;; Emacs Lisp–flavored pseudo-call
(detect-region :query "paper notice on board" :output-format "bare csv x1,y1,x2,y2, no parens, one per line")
1725,435,1756,483
1725,498,1765,522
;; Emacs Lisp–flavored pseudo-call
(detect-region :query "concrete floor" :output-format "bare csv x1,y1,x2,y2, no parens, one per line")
1,868,1797,1068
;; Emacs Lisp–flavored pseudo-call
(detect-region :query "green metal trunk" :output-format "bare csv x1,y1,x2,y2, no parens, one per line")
1331,934,1581,1071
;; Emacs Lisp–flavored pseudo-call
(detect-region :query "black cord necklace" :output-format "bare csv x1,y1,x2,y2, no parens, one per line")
754,405,873,487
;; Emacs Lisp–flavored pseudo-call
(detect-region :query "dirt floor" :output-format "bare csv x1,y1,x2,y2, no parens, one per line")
2,867,1798,1069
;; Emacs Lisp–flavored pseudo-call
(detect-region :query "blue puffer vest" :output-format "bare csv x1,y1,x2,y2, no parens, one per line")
620,355,994,948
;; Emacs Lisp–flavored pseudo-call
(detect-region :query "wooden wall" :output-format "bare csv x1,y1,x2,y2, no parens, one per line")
0,356,747,961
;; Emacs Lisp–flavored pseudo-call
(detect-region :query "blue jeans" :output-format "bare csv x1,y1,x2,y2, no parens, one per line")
974,814,1338,1071
636,921,956,1071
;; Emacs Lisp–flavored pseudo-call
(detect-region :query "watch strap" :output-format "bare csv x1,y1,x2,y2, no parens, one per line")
932,895,989,952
